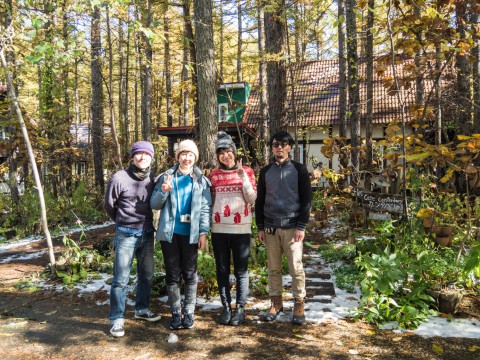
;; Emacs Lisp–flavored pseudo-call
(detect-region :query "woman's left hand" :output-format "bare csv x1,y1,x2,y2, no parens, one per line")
198,233,207,250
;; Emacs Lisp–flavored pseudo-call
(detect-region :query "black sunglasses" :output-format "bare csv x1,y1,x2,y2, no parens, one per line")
272,141,289,148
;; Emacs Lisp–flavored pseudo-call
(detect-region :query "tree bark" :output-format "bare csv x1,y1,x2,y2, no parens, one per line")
455,1,472,136
106,6,123,169
237,0,242,82
265,0,288,137
365,0,374,189
472,11,480,134
257,1,270,166
193,0,217,166
164,6,175,155
141,0,153,141
90,5,105,192
338,0,347,171
346,0,360,185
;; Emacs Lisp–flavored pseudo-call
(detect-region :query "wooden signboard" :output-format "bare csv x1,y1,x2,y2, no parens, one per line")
355,189,404,214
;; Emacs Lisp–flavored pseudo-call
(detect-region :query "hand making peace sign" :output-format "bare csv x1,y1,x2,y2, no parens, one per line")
236,158,245,176
161,174,173,194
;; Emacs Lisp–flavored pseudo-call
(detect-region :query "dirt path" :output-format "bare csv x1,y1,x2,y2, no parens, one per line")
1,225,480,359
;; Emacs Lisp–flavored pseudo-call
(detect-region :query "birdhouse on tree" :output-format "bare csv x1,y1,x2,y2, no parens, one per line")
217,82,251,124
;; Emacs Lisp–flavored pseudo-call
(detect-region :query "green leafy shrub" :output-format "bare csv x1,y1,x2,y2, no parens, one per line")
197,250,217,297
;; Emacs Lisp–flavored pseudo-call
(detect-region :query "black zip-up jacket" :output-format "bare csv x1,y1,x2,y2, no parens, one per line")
255,158,312,232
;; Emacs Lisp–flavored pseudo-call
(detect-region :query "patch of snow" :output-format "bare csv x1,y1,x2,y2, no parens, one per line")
0,251,48,264
0,222,114,254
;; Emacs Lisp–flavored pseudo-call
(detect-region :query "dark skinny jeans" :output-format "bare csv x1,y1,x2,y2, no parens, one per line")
211,232,250,306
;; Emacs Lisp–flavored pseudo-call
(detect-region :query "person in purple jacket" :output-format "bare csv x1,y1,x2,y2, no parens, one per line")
104,141,161,338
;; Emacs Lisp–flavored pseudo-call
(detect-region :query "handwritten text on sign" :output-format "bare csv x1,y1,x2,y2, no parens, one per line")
355,190,404,214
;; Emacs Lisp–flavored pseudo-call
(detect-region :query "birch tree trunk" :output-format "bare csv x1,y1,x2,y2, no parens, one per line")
0,48,56,267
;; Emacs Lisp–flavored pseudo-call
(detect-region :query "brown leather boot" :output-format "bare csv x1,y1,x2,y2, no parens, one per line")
262,296,283,322
292,298,305,325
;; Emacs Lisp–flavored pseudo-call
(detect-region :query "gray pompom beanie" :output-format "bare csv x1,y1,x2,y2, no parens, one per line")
215,131,237,155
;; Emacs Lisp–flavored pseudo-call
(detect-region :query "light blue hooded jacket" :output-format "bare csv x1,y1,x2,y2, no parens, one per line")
151,164,212,244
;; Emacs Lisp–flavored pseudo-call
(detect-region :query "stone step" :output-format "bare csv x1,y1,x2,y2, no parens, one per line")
307,273,331,280
306,281,336,296
305,298,332,304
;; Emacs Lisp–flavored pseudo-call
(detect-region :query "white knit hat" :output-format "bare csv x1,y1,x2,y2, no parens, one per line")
175,139,199,161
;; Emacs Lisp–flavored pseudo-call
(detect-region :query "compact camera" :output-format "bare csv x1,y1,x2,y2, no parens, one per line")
180,214,191,223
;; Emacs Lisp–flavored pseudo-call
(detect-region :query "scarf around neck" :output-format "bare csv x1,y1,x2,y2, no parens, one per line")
128,161,150,180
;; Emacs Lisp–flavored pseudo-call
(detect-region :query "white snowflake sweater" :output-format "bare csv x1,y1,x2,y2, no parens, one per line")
209,166,257,234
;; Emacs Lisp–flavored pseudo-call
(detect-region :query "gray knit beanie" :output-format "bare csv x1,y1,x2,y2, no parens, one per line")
215,131,237,155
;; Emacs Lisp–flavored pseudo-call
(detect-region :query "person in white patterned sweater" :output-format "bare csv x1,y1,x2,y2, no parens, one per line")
209,131,257,326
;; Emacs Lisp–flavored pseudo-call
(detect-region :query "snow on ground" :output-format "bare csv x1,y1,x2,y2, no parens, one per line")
1,221,479,338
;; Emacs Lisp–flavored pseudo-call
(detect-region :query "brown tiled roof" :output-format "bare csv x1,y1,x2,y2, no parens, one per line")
243,57,453,127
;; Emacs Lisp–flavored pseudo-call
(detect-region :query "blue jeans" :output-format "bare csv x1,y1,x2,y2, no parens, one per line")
109,225,155,325
211,233,250,306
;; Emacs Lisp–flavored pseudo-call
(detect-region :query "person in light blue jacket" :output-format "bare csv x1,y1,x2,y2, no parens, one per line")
151,139,211,331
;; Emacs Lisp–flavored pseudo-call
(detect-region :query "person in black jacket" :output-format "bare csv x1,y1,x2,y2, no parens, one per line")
255,131,312,325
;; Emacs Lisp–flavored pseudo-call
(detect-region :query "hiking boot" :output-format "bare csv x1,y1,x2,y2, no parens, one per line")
261,296,283,322
135,310,161,322
219,304,231,325
169,311,183,330
182,312,195,329
292,298,305,325
110,323,125,338
229,305,245,326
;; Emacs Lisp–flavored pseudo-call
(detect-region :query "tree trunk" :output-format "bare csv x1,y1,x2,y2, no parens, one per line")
265,0,288,137
164,6,175,155
183,0,199,124
237,0,242,82
106,6,123,169
338,0,347,170
472,11,480,134
125,16,131,147
141,0,153,141
455,2,472,136
193,0,217,166
90,5,105,192
118,16,127,155
219,1,224,80
365,0,374,189
346,0,360,185
435,44,443,145
257,1,270,166
4,0,19,204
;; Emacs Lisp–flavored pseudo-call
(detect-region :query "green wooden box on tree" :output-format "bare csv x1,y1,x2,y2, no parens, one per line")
217,82,251,124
